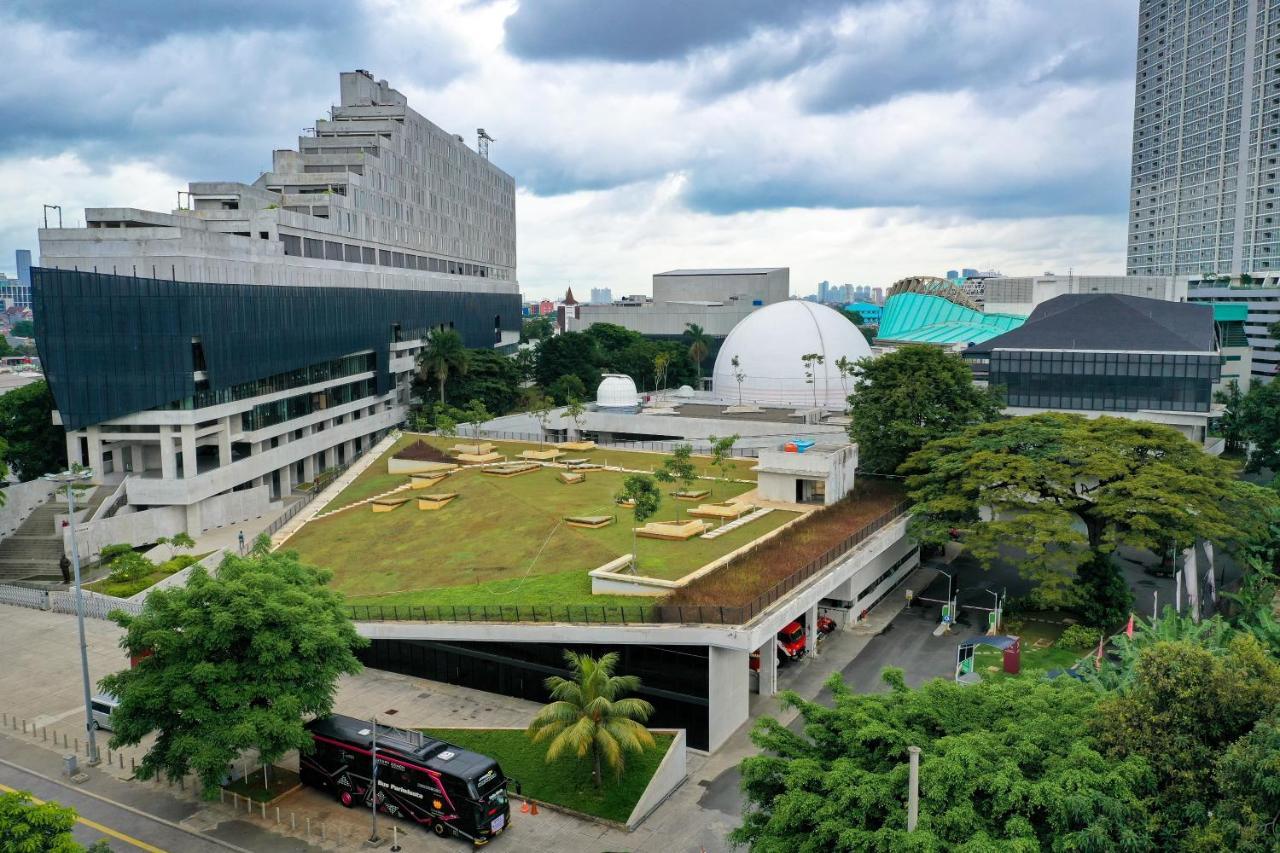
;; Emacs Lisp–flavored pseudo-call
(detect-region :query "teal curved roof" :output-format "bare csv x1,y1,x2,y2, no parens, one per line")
877,292,1025,345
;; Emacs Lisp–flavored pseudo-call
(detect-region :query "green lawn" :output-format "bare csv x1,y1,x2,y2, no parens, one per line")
319,434,759,515
84,552,212,598
421,728,674,824
286,463,797,610
973,614,1091,680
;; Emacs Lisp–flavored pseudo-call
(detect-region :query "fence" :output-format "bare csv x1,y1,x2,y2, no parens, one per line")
471,429,761,457
263,453,363,539
91,476,131,522
348,501,912,627
0,582,141,620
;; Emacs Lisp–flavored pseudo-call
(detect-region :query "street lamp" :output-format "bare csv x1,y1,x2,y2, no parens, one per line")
985,588,1001,634
935,568,954,628
43,466,99,766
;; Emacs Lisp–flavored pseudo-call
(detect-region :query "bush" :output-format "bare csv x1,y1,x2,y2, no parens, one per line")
1071,552,1134,629
98,543,134,565
1057,624,1101,650
107,551,155,584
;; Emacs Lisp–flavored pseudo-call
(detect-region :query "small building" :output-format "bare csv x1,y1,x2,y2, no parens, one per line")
754,443,857,505
1198,301,1252,394
843,301,882,325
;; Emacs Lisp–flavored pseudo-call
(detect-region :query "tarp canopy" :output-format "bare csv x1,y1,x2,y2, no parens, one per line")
958,635,1019,651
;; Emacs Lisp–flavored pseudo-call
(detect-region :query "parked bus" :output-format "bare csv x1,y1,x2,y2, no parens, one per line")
301,714,517,845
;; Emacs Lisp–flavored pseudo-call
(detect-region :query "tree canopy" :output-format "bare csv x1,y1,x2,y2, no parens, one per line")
100,548,366,795
902,413,1275,601
417,328,470,405
0,380,66,481
1236,378,1280,473
0,790,106,853
440,348,522,416
534,331,602,393
847,345,1002,474
733,671,1154,851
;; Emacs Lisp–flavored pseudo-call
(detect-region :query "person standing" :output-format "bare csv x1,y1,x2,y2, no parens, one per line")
59,553,71,585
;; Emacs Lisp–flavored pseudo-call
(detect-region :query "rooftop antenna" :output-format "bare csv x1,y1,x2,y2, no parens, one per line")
477,128,494,160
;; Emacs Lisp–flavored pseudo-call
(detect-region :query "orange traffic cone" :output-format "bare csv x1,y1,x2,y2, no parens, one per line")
529,801,539,816
520,800,530,814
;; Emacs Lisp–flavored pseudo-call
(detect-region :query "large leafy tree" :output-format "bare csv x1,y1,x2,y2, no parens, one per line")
1213,379,1247,456
1189,710,1280,853
417,328,470,405
0,790,108,853
0,380,66,481
1094,636,1280,849
847,344,1001,474
526,651,656,788
519,315,554,343
902,413,1275,601
100,549,367,795
1237,378,1280,472
440,348,521,416
534,331,602,393
732,671,1155,851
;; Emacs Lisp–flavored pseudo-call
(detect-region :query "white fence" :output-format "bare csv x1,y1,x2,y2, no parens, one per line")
0,582,142,620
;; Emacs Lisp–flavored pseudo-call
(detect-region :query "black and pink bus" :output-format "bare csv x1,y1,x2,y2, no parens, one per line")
301,714,517,845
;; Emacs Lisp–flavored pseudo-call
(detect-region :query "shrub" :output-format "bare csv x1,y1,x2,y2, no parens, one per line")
107,551,155,584
98,543,134,565
1058,624,1101,650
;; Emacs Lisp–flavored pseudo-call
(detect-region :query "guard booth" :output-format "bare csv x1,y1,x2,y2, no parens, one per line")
955,635,1021,684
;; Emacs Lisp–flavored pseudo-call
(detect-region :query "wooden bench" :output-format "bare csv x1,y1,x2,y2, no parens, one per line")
409,472,449,490
687,502,753,520
634,519,710,541
481,462,541,478
558,471,585,485
559,441,597,452
417,493,459,511
671,489,712,502
371,496,411,513
450,442,496,456
521,448,563,461
565,515,614,529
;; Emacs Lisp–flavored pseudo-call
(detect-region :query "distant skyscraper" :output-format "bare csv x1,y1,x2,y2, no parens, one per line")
961,268,978,278
872,286,885,304
1128,0,1280,276
590,287,613,304
16,250,32,287
2,250,32,311
816,280,832,303
945,269,959,280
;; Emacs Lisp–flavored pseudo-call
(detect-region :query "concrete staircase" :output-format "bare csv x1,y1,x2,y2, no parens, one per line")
0,487,110,582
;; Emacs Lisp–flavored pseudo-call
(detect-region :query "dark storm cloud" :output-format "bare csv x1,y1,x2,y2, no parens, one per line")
503,0,851,63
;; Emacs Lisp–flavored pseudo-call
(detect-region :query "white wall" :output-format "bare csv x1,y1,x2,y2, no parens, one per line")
67,505,186,562
197,485,271,531
625,729,688,829
0,480,57,537
706,648,750,752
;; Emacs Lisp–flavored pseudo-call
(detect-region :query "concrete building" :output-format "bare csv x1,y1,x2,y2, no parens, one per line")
983,274,1186,316
0,252,32,312
964,294,1223,446
1184,276,1280,381
755,443,857,505
33,70,520,540
565,267,788,337
1127,0,1280,277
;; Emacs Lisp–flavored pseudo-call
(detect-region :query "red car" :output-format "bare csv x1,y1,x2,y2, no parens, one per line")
750,621,809,670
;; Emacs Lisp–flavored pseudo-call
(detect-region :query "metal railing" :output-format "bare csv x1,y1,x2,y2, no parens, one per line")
91,476,131,522
0,582,142,620
347,500,912,627
263,450,369,539
468,429,760,457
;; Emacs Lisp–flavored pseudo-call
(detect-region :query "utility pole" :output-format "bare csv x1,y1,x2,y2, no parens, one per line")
907,746,921,832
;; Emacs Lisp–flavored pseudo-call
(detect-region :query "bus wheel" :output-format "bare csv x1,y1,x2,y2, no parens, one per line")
432,820,451,838
339,791,355,808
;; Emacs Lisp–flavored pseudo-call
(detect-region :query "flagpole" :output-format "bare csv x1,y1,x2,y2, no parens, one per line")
1152,590,1158,622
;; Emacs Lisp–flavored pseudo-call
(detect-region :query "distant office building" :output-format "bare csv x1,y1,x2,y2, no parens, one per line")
961,268,978,278
15,249,32,287
1,250,33,311
1127,0,1280,277
945,270,959,281
34,70,519,541
983,274,1185,316
872,286,885,304
565,268,789,337
590,287,613,305
965,294,1222,446
843,301,882,325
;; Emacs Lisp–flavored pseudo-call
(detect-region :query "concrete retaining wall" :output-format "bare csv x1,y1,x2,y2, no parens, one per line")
198,485,271,531
0,480,57,537
626,729,687,829
65,505,186,562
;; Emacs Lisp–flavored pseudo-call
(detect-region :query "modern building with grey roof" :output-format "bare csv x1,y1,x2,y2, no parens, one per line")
964,294,1224,448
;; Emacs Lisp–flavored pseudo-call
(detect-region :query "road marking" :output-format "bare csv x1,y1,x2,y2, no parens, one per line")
0,782,168,853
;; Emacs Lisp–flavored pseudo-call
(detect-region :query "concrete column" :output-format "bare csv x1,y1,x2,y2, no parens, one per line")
278,464,293,497
85,426,104,475
65,431,83,468
806,604,820,658
759,640,779,697
184,502,202,535
159,427,177,480
180,425,197,479
302,453,316,483
707,646,751,753
218,416,233,467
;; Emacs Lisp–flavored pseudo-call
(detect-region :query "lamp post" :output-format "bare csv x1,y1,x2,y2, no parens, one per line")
369,715,381,844
43,467,98,766
935,569,954,628
985,588,1001,634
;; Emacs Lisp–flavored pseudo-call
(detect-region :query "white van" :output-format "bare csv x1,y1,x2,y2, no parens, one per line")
90,694,118,732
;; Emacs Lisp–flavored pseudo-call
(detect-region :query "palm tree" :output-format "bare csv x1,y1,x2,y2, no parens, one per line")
527,651,656,788
417,329,470,405
684,323,711,383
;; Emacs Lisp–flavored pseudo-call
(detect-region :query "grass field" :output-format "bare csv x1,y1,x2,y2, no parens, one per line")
421,728,674,824
286,458,798,609
318,434,760,514
972,613,1089,680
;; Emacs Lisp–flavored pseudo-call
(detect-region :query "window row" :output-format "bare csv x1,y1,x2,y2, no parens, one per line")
279,233,497,279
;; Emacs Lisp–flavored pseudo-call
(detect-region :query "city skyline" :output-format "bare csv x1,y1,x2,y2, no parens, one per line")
1,0,1138,299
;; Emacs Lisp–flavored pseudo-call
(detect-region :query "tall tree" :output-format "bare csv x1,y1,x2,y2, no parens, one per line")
0,790,109,853
547,373,587,406
733,671,1154,850
1213,379,1247,456
1237,379,1280,472
847,345,1002,474
653,351,671,392
442,348,522,416
417,329,470,405
99,549,366,795
616,474,662,572
800,352,824,407
902,413,1275,602
526,651,656,789
519,315,554,343
730,355,747,406
1071,551,1134,629
1189,710,1280,853
0,381,66,481
534,331,601,392
654,444,697,518
684,323,711,382
10,319,33,339
708,434,739,497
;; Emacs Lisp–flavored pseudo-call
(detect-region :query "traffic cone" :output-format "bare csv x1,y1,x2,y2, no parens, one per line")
529,801,539,816
520,799,530,813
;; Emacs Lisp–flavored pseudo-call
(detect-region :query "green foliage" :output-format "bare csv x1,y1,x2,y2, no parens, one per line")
730,354,746,405
848,345,1002,474
732,671,1155,851
708,434,739,496
1094,636,1280,848
0,333,12,358
564,395,587,435
170,531,196,550
0,790,84,853
0,381,66,481
655,444,697,518
534,331,602,393
520,315,554,343
1188,711,1280,852
461,399,492,436
799,352,824,407
417,328,470,405
547,373,587,406
526,651,656,788
582,324,697,391
1237,378,1280,472
902,413,1275,603
1057,623,1101,650
684,322,710,380
526,390,555,447
1071,551,1134,629
1213,379,1247,456
617,474,662,572
10,319,34,338
100,549,366,795
98,543,134,565
106,550,156,584
653,351,671,391
441,348,522,416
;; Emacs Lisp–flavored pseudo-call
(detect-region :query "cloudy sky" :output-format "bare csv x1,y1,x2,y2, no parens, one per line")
0,0,1138,298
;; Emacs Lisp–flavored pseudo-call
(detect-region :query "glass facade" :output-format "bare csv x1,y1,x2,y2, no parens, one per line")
990,350,1220,412
241,377,376,431
161,352,377,411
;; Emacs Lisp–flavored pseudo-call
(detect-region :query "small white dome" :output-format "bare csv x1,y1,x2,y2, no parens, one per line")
675,385,695,398
596,373,640,408
712,301,874,408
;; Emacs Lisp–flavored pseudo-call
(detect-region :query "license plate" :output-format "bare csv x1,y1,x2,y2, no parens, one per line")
491,814,506,833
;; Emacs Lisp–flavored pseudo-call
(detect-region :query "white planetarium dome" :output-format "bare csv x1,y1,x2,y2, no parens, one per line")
712,301,873,408
596,373,640,409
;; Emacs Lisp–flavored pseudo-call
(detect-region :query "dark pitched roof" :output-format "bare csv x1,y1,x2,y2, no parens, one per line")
965,294,1216,355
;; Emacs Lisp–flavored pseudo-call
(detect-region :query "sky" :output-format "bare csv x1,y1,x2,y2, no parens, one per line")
0,0,1138,299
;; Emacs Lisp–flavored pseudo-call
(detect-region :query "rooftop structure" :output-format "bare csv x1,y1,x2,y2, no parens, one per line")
982,274,1185,316
875,291,1024,349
